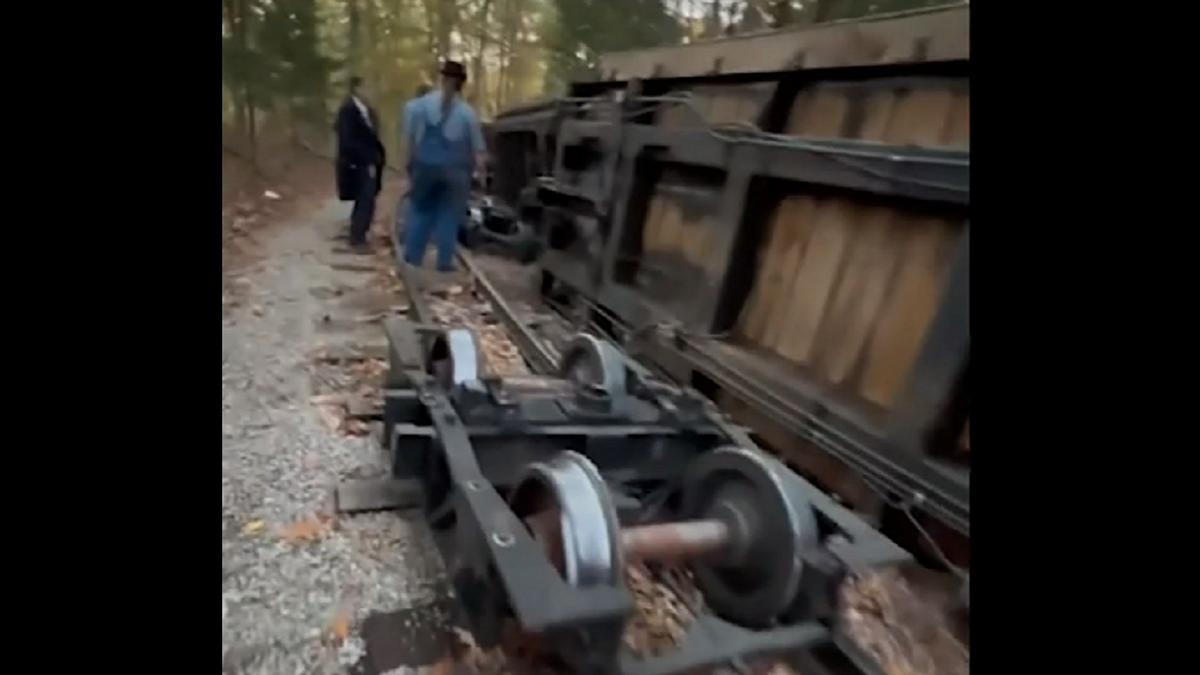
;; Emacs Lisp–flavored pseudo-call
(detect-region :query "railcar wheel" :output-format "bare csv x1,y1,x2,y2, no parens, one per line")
681,446,821,628
426,328,485,391
558,334,628,397
509,450,623,588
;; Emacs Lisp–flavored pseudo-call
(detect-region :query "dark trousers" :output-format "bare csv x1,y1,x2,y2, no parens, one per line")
349,166,378,245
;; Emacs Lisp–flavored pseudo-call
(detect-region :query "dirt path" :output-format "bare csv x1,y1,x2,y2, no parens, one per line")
221,198,448,675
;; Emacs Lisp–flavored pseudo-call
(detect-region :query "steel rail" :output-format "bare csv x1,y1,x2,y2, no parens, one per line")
456,251,558,375
391,238,558,376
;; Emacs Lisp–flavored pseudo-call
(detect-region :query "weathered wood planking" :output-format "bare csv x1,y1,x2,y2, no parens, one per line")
659,84,775,128
642,184,723,276
739,198,962,410
785,80,970,147
732,63,968,412
639,180,726,319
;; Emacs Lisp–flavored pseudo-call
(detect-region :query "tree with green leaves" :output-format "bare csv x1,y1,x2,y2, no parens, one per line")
222,0,959,161
544,0,682,90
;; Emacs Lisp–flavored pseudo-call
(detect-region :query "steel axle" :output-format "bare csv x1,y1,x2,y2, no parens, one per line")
527,511,733,567
510,447,827,629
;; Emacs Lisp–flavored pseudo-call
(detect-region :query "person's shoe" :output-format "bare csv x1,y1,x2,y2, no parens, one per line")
349,242,372,255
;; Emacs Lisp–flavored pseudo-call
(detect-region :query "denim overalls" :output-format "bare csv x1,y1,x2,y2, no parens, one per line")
403,101,472,271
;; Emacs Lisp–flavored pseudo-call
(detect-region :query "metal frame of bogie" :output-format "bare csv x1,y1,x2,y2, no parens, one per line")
378,314,910,675
488,59,970,545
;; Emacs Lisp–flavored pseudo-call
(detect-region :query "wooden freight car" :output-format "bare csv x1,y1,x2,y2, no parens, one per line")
489,4,969,569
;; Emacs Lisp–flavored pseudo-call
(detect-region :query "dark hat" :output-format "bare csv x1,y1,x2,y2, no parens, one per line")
440,60,467,81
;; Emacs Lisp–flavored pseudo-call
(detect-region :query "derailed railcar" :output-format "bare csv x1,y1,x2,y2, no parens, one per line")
490,5,969,573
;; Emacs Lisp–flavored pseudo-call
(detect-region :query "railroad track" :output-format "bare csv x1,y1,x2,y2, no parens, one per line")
291,146,957,675
337,224,966,675
394,249,561,377
387,242,714,659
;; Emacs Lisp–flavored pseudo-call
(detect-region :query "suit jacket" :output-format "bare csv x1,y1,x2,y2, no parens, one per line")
334,95,386,201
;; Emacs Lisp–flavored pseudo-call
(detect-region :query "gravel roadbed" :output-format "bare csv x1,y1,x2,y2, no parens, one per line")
222,199,446,675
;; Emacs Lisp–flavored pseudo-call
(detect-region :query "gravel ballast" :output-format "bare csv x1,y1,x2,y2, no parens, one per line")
222,199,446,675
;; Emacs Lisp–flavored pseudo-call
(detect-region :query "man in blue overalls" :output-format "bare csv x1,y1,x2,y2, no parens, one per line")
394,83,432,245
403,61,487,274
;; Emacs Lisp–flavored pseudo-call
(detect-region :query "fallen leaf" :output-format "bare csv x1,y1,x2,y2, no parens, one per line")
311,395,347,432
330,610,350,640
241,519,265,534
280,517,327,543
316,405,344,433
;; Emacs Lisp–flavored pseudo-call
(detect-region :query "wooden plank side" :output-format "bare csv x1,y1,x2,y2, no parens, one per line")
679,210,713,269
666,84,774,128
656,195,685,254
858,216,963,408
739,198,798,343
786,87,849,137
697,213,727,278
858,90,898,142
786,82,968,146
811,206,905,387
880,88,957,145
734,96,760,126
642,194,667,252
772,199,856,364
941,90,970,146
705,90,743,125
759,198,822,349
659,92,695,128
686,213,718,275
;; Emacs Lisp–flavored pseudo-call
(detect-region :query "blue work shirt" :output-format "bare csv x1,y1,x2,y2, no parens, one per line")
399,97,423,148
404,91,486,158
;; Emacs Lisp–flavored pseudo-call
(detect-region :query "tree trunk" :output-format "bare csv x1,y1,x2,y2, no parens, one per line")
473,0,495,115
495,0,524,112
347,0,360,71
227,0,253,140
244,88,258,160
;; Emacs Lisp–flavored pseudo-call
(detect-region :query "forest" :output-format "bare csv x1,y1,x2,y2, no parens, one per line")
221,0,957,161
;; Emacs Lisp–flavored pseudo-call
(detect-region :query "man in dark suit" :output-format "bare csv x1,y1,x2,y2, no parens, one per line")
335,76,386,253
